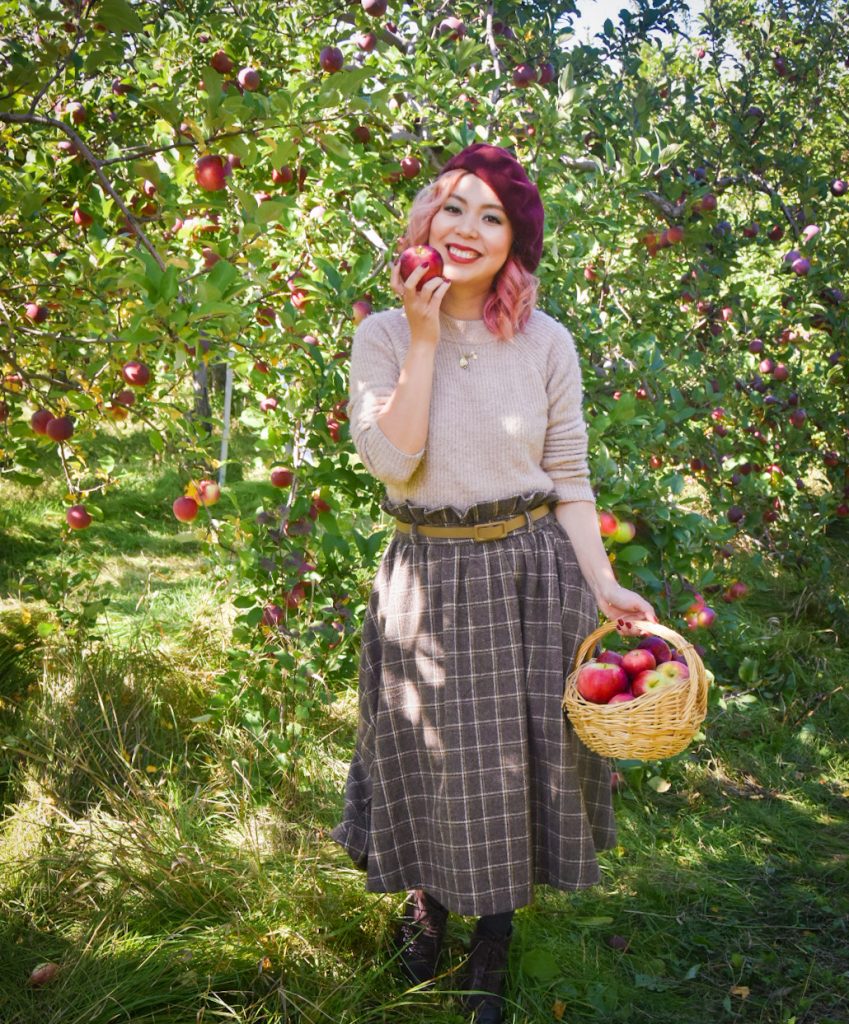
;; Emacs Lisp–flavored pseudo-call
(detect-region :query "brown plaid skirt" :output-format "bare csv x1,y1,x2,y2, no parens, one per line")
330,489,616,916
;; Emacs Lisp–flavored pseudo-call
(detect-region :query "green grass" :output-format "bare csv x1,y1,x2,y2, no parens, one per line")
1,437,848,1023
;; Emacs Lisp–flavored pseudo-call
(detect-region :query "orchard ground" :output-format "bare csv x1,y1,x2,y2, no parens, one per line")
0,426,847,1024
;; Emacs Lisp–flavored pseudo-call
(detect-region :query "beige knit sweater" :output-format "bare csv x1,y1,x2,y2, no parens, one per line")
347,306,596,511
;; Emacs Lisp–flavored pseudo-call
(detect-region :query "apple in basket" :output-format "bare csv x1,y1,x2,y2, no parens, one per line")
576,661,629,704
620,648,656,680
632,669,676,697
637,634,672,664
597,649,624,667
657,660,690,683
608,690,636,705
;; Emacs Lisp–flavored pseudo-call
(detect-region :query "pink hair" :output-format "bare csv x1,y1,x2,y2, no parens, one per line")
396,168,539,341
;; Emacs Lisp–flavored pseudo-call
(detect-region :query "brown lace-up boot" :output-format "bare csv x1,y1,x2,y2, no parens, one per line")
393,888,449,987
459,921,513,1023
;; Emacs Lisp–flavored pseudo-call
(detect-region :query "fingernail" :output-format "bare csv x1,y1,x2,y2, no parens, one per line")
422,262,430,269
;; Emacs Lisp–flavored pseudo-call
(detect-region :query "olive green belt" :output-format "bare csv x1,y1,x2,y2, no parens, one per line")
392,503,553,542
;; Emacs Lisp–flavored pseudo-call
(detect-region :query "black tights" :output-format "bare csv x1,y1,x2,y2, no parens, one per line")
423,891,514,937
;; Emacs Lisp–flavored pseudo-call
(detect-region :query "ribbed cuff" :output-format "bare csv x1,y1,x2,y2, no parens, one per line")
361,421,425,484
553,479,596,504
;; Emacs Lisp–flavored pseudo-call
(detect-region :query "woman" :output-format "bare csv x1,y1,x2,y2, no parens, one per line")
331,143,657,1023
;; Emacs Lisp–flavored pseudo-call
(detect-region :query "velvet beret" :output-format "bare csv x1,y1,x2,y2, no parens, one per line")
438,143,545,273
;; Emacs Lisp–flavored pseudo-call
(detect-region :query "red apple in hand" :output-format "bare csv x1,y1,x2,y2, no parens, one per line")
399,245,444,291
621,648,656,680
576,661,629,704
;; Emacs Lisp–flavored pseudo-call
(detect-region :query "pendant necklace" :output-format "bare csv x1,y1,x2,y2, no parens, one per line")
459,351,477,370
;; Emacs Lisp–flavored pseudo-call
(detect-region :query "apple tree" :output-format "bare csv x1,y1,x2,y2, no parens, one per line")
0,0,847,782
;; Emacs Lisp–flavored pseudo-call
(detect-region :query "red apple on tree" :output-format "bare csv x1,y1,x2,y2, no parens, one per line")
512,63,538,88
598,511,618,536
195,479,221,506
122,360,150,386
173,496,199,522
30,409,53,434
66,505,93,530
46,415,74,442
271,467,293,487
352,299,372,323
25,302,48,323
401,156,421,179
576,661,629,704
210,49,233,73
194,154,227,191
238,66,260,91
320,46,344,73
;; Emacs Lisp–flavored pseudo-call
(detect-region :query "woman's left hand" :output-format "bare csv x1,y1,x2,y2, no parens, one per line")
594,583,658,637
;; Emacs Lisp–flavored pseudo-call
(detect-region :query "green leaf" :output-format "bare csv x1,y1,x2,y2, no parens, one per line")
147,430,164,454
615,544,649,564
37,621,57,637
254,200,288,226
98,0,145,33
160,265,179,302
520,948,560,982
572,915,614,927
4,471,43,486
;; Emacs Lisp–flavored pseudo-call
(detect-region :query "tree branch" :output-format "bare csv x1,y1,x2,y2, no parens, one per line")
0,111,166,270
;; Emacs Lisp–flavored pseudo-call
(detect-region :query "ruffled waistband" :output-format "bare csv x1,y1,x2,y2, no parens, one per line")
380,489,559,527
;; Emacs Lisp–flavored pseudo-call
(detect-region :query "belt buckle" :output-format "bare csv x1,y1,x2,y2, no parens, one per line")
472,520,509,542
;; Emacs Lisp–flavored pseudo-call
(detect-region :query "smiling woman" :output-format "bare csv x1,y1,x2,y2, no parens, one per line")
331,143,657,1023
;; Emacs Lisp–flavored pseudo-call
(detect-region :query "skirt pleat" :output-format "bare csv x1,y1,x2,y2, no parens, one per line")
330,489,616,916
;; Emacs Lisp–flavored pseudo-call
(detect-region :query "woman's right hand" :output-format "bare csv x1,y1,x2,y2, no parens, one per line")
390,257,451,347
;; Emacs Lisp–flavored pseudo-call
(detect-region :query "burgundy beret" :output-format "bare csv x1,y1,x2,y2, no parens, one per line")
438,143,545,273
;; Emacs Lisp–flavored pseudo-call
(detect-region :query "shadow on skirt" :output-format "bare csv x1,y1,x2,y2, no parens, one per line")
330,489,616,917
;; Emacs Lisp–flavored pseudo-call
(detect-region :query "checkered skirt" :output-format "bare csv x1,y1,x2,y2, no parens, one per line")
330,489,616,916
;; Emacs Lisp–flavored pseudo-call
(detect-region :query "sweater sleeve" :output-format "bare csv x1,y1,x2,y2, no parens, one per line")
348,313,426,486
542,323,596,505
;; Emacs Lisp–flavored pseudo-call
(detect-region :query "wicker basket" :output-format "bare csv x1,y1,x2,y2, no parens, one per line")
562,619,709,760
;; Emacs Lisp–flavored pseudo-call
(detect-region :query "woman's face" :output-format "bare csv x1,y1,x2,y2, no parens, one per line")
427,172,513,288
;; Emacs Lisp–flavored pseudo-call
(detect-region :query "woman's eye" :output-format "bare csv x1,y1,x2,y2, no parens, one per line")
445,205,500,224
